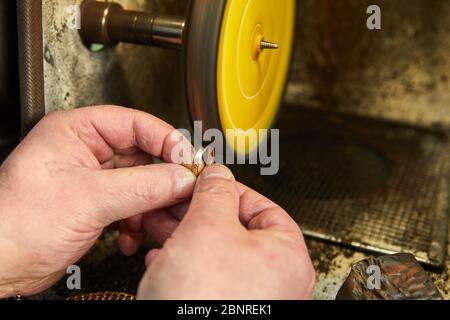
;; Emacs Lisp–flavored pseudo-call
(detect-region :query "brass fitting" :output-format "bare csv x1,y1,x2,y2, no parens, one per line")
79,1,185,49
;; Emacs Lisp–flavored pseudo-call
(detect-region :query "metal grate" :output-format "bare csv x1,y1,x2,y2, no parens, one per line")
233,108,450,267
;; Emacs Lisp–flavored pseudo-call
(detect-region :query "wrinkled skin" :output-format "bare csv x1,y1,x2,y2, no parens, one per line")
0,106,315,299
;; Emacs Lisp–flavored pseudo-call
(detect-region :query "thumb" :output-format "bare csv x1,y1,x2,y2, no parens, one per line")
90,163,196,226
183,165,240,226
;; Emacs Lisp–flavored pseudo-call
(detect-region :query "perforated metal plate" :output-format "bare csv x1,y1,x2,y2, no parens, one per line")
233,107,450,267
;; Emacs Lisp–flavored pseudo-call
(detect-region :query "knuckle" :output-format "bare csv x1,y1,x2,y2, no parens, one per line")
140,182,161,203
131,173,163,203
36,111,69,134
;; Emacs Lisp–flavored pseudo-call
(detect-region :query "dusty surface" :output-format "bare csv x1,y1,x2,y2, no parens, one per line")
288,0,450,129
42,0,190,129
43,0,450,130
307,239,450,300
33,235,449,300
234,108,450,268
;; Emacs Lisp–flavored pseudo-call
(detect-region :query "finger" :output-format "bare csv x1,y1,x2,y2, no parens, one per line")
118,230,147,256
236,182,278,226
167,201,190,221
140,202,190,244
65,106,194,165
145,249,160,268
161,130,208,177
101,151,153,169
91,163,196,226
142,209,180,244
182,165,240,226
237,182,303,240
124,213,144,233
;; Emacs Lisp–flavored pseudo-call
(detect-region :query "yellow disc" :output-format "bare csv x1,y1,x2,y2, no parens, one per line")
217,0,295,155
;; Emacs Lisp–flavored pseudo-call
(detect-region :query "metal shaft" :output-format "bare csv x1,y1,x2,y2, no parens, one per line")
79,1,185,49
260,40,279,50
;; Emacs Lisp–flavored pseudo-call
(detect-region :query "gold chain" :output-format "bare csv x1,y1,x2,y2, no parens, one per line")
66,292,136,301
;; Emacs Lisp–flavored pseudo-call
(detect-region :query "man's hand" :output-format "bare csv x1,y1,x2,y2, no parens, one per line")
0,106,197,297
138,165,316,300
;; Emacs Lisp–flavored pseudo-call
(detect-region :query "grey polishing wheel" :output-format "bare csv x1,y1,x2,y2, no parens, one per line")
184,0,227,134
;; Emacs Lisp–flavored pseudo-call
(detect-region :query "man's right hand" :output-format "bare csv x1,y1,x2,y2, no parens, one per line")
138,165,316,300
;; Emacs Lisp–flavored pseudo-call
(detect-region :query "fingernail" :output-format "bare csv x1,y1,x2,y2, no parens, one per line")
201,165,234,180
175,168,197,198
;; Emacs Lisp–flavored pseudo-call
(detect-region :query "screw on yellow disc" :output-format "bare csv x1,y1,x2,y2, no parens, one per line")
218,0,295,154
185,0,296,155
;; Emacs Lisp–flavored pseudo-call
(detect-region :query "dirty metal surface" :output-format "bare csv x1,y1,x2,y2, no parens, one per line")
43,1,450,130
336,253,443,300
42,0,190,129
308,239,450,300
233,107,450,268
20,232,145,300
27,234,449,300
288,0,450,128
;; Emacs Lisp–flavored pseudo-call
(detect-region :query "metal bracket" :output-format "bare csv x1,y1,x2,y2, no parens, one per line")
79,1,186,49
